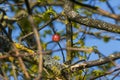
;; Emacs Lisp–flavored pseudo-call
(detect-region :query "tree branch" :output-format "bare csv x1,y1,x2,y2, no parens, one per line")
64,0,120,34
70,52,120,71
19,15,60,42
70,0,120,20
90,67,120,80
24,0,43,79
0,21,30,79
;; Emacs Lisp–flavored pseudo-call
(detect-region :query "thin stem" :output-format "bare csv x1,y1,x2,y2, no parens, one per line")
24,0,43,79
11,63,18,80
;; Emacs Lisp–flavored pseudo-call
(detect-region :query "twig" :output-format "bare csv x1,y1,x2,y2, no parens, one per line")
11,63,17,80
70,0,120,20
1,66,8,80
0,47,94,59
90,67,120,80
24,0,43,79
57,42,65,62
70,52,120,71
111,71,120,80
106,1,115,14
49,22,65,62
29,15,43,80
0,21,30,79
19,16,59,43
65,5,120,34
66,20,73,64
12,43,30,79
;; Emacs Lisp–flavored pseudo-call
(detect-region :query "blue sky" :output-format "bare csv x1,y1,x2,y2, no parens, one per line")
51,0,120,59
52,1,120,80
1,0,120,79
86,0,120,55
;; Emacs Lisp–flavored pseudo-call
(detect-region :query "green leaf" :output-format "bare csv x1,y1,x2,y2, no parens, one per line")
92,70,104,76
43,30,52,37
72,22,80,29
103,36,110,43
78,40,85,46
30,65,37,73
18,17,32,34
73,33,78,40
53,56,60,61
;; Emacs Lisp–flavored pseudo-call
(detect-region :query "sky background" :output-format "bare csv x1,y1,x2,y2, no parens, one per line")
86,0,120,56
52,1,120,80
1,0,120,80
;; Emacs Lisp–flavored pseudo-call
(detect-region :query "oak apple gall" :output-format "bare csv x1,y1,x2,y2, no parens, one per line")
52,34,60,42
